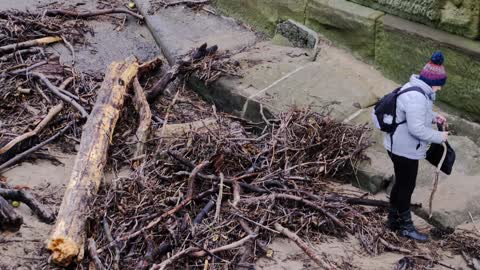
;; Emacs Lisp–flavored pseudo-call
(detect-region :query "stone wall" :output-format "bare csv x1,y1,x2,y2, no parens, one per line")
212,0,309,35
212,0,480,121
348,0,480,39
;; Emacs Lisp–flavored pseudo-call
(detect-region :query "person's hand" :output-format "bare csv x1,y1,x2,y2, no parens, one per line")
441,131,449,142
436,114,447,125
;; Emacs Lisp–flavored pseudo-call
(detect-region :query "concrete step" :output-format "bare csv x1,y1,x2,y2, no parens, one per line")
135,0,258,63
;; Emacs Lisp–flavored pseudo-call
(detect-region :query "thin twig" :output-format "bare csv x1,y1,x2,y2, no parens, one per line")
0,103,63,154
44,8,144,20
88,238,107,270
0,122,73,172
214,172,224,222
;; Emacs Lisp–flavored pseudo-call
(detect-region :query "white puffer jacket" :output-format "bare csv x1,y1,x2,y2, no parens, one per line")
383,75,444,160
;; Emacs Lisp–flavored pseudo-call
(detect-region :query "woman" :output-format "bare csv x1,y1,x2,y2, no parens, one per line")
384,51,449,242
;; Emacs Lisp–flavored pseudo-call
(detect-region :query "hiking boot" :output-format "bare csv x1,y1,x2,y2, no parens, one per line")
398,210,428,242
386,208,400,231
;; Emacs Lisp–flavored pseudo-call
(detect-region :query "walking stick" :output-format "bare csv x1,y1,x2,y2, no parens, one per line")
428,123,448,218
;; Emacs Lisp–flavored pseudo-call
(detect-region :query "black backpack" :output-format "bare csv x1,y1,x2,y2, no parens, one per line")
373,86,425,134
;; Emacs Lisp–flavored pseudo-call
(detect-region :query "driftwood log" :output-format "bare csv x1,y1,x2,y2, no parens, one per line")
146,43,216,103
47,57,139,266
132,77,151,165
155,118,218,138
0,188,55,223
0,36,61,55
44,8,144,20
0,195,23,231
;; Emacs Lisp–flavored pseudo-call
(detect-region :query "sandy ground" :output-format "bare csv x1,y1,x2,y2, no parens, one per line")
1,152,75,269
255,234,469,270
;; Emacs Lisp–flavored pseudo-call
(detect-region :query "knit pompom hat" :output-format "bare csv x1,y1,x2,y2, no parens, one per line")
419,51,447,87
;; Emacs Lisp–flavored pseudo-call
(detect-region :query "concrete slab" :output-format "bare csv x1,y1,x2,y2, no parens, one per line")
192,42,312,121
251,45,397,121
135,0,258,63
49,19,160,72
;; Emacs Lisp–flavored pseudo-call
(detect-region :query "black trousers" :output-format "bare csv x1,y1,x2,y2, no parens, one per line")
387,151,419,213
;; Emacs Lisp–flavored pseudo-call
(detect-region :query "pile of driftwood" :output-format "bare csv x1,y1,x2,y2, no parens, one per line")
0,7,144,236
83,97,480,270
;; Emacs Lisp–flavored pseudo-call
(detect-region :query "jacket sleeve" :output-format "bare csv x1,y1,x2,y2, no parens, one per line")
431,111,438,124
404,93,443,143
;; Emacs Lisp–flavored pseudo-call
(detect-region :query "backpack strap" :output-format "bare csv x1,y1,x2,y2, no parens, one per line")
390,86,427,152
395,86,426,125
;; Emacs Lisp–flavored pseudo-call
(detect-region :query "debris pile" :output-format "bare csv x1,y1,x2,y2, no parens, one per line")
0,9,103,231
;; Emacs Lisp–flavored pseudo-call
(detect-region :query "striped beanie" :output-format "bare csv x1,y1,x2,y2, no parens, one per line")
419,51,447,87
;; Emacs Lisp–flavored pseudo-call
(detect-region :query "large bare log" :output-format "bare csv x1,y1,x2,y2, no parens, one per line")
46,57,139,266
0,195,23,232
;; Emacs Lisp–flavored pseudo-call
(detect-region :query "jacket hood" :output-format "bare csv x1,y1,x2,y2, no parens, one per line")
404,74,436,100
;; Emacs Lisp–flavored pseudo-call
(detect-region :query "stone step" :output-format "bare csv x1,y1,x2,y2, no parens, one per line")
135,0,258,63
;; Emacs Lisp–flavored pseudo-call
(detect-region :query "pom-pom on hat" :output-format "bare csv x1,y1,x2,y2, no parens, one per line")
419,51,447,87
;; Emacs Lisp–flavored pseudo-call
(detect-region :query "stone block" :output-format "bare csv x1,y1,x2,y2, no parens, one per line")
305,0,384,61
439,0,480,39
276,19,318,49
191,42,312,122
212,0,309,36
135,0,257,62
348,0,442,23
348,0,479,39
346,109,393,194
375,15,480,121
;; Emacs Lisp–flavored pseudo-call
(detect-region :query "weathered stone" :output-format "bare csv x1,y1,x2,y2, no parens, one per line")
439,107,480,146
212,0,309,36
347,0,442,23
375,15,480,121
439,0,480,39
193,42,312,121
135,0,257,62
305,0,384,61
276,19,318,49
255,61,379,120
347,0,480,39
345,109,394,193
